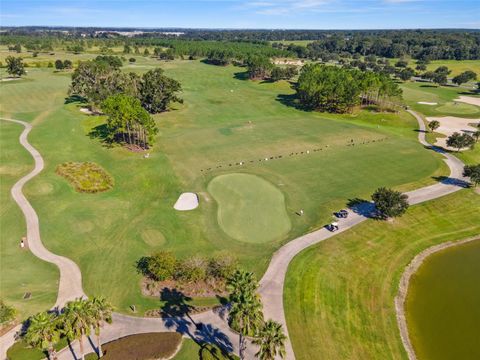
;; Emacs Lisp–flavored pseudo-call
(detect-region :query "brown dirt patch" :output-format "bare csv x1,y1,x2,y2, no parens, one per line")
142,278,228,298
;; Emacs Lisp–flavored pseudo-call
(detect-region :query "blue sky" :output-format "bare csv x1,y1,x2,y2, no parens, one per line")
1,0,479,29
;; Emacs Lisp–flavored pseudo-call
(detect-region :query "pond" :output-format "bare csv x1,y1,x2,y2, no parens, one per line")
406,240,480,360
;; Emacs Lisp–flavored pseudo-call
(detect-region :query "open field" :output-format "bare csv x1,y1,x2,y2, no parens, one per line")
284,190,480,360
1,60,448,315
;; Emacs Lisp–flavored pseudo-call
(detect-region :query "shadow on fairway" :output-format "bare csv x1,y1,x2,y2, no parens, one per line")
64,95,87,104
88,124,113,147
233,71,249,81
276,93,310,111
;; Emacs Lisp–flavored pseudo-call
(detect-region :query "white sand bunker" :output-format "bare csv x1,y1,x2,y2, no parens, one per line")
454,96,480,107
427,116,480,150
417,101,438,106
174,192,199,211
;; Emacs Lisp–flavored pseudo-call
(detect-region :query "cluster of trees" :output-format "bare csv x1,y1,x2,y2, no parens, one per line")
296,64,401,113
452,70,478,86
54,59,73,70
70,60,181,112
5,56,26,77
70,58,181,148
463,164,480,186
137,251,238,283
102,94,157,149
245,56,298,81
227,270,286,360
421,66,451,85
23,297,112,360
446,132,476,152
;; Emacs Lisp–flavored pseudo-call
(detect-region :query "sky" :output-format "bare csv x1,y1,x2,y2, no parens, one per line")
1,0,479,30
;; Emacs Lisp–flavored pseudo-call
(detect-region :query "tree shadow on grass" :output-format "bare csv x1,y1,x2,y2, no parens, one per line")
275,93,311,111
64,95,87,105
233,71,249,81
88,124,114,148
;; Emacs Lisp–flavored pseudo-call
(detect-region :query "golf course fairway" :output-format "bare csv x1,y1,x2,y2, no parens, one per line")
208,173,291,243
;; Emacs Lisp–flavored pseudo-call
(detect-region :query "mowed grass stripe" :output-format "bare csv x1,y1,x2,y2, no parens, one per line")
284,190,480,360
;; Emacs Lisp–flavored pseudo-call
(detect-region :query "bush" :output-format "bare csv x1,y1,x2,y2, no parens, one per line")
0,300,16,325
208,252,238,280
129,57,136,63
176,256,208,282
145,251,177,281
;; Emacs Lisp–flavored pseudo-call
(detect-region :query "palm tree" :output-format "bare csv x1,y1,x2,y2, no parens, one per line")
90,296,113,357
227,270,258,302
253,320,287,360
62,298,94,360
24,311,60,360
227,270,264,360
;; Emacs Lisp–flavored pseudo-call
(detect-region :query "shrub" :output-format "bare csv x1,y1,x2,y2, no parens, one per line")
176,256,208,282
463,164,480,186
0,300,16,325
208,252,238,280
145,251,177,281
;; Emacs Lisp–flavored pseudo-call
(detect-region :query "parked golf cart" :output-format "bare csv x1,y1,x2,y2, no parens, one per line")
326,222,339,232
334,209,349,218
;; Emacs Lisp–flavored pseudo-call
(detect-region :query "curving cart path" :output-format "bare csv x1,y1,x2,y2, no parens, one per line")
0,110,469,360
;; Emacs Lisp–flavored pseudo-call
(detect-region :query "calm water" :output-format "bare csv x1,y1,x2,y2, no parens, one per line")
406,240,480,360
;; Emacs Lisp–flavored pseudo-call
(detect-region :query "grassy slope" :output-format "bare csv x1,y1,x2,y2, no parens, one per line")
0,61,446,315
284,190,480,360
0,122,58,319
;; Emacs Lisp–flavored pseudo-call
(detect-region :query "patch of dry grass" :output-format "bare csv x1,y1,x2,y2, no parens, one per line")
56,162,113,193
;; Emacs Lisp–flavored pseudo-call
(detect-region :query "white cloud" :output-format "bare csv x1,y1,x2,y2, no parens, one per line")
245,0,333,15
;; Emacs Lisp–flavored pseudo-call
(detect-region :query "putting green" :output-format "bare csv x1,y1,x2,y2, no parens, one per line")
208,173,291,243
435,102,478,115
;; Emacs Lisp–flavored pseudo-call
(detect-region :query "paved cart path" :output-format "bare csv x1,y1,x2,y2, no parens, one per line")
0,111,468,359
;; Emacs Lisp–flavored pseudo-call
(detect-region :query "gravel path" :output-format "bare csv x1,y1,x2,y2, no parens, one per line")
0,110,469,360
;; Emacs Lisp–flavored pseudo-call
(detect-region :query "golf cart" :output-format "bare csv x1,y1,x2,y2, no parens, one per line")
326,222,339,232
334,209,349,218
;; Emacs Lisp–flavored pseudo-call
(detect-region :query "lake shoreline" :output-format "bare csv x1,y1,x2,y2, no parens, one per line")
394,236,480,360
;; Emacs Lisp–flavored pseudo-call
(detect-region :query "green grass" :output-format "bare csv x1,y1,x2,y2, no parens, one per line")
406,240,480,360
401,81,480,118
0,61,447,316
208,173,291,243
172,339,239,360
284,190,480,360
0,121,57,319
390,58,480,77
6,337,68,360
